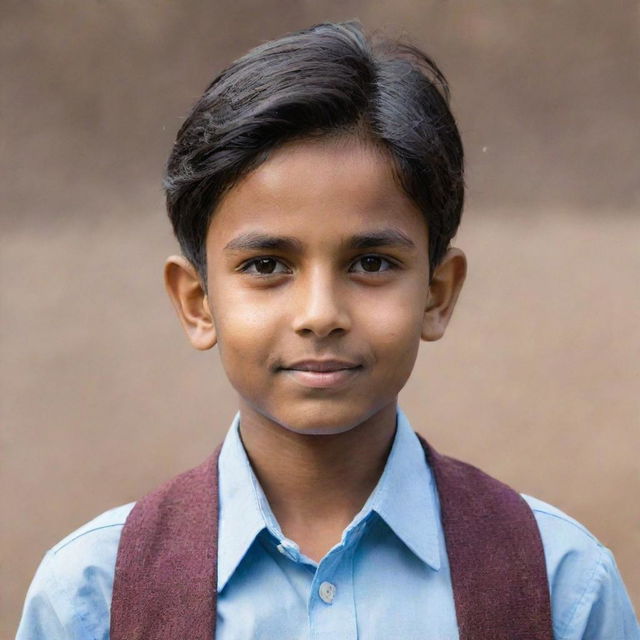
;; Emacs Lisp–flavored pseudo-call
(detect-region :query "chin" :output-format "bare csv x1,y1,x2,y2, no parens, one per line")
270,403,378,437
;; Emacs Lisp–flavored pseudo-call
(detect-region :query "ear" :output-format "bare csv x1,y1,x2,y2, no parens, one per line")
164,255,217,350
421,247,467,342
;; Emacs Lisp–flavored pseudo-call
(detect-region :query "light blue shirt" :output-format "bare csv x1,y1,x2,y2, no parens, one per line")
16,407,639,639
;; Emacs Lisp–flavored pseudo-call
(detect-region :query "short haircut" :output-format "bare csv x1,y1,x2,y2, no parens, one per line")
165,20,464,288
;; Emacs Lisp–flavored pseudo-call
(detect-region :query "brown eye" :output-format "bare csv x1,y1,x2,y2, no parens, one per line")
362,256,382,271
255,258,277,274
351,255,393,273
241,257,288,275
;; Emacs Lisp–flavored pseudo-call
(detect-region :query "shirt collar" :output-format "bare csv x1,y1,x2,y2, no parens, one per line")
216,406,441,592
217,411,269,592
366,406,441,572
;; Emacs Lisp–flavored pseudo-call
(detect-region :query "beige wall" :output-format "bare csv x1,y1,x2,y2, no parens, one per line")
2,1,639,635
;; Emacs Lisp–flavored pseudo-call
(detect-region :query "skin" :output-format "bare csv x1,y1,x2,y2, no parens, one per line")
165,136,466,562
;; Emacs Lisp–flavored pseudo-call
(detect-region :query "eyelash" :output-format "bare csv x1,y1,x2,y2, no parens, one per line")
237,254,398,276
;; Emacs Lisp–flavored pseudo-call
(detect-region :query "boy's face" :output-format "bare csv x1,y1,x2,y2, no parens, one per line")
165,137,466,436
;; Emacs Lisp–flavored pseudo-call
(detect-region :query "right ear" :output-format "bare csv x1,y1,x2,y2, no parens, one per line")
164,255,217,350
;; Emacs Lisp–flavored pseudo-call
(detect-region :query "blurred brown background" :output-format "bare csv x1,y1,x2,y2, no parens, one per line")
2,0,639,634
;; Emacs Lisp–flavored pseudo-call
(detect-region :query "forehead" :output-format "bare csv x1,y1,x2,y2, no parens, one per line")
207,137,428,248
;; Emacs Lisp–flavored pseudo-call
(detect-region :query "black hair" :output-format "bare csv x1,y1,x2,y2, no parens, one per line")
165,20,464,289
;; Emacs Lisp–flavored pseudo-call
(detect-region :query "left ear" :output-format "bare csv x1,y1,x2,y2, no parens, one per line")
421,247,467,341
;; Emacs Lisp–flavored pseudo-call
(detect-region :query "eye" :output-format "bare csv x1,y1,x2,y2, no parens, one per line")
350,255,394,273
239,257,290,275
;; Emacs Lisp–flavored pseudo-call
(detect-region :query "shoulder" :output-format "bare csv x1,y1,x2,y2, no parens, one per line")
51,501,134,555
16,502,135,639
521,494,639,639
46,501,134,584
522,494,602,569
47,501,134,591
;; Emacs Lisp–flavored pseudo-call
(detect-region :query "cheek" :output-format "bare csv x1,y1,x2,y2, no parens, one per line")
213,281,269,330
212,290,279,367
359,303,423,359
214,316,270,398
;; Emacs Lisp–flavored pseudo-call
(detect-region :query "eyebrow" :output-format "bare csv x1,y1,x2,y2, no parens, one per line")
223,228,416,253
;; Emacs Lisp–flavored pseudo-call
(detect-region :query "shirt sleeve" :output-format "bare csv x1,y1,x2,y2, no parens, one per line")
15,551,69,640
562,545,639,640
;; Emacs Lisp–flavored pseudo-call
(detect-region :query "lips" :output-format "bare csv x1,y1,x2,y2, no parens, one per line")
283,368,361,389
280,359,362,389
283,359,361,372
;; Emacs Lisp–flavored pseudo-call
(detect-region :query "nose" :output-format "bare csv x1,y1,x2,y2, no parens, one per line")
290,267,351,338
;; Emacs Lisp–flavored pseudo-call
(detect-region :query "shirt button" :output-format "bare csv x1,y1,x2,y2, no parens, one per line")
318,581,336,604
276,542,298,561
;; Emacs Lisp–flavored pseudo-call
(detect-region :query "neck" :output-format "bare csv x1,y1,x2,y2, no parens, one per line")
237,401,398,532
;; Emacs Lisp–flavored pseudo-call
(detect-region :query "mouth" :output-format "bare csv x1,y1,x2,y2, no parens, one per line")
279,360,363,389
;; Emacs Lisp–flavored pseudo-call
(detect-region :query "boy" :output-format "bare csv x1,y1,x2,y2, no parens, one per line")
17,20,638,639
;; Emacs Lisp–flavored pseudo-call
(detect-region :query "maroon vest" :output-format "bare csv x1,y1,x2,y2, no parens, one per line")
110,435,553,639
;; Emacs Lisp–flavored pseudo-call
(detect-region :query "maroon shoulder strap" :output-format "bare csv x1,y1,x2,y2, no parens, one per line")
110,444,221,640
417,435,553,639
110,436,552,639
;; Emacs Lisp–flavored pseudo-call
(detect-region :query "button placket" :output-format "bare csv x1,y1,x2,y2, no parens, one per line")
307,548,357,639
